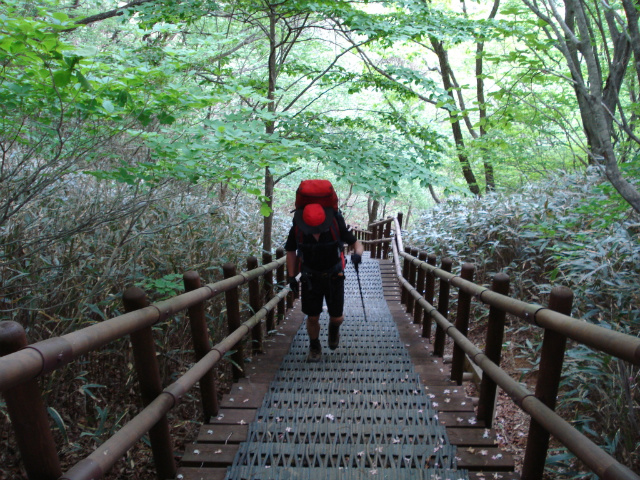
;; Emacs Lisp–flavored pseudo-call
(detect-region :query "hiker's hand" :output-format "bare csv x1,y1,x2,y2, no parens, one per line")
351,254,362,271
288,276,299,296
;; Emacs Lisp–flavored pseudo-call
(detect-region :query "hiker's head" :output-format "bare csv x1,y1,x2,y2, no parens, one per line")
294,202,335,234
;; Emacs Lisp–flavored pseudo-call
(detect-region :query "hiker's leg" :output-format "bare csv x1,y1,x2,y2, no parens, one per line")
326,273,345,350
326,272,345,322
305,315,322,362
301,273,322,341
307,315,321,340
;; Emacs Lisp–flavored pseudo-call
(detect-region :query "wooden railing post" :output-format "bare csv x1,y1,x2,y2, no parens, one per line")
433,257,453,356
397,212,403,230
247,256,263,354
401,247,411,305
0,321,62,480
522,286,573,480
413,251,428,325
406,247,419,314
276,248,286,323
372,223,378,258
451,263,475,385
263,252,275,333
422,254,437,339
369,222,375,257
183,271,219,422
382,220,391,259
222,263,245,381
122,287,176,480
476,273,510,427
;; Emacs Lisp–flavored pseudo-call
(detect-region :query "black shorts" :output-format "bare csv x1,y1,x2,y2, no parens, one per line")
300,270,345,318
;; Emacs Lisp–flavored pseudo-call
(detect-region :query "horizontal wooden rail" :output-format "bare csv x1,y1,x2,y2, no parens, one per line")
394,264,638,479
368,217,395,228
351,227,371,236
0,255,289,480
361,236,394,245
0,257,286,392
385,217,640,480
399,251,640,366
60,287,290,480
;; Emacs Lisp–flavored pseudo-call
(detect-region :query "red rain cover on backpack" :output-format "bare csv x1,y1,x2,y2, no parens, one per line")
295,179,339,211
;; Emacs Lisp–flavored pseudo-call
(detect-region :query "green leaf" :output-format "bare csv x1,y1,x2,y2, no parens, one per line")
157,111,176,125
260,203,273,217
53,69,71,87
52,12,69,22
75,71,92,90
102,99,115,113
47,407,69,444
71,46,98,57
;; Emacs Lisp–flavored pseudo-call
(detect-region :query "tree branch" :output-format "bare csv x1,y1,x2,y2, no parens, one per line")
282,37,362,113
73,0,157,27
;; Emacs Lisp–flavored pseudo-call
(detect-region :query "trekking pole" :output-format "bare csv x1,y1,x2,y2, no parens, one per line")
353,260,367,321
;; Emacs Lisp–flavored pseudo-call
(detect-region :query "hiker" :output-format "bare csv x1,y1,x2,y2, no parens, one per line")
285,179,364,362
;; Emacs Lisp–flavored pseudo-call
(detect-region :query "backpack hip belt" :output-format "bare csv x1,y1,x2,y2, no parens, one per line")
301,261,344,277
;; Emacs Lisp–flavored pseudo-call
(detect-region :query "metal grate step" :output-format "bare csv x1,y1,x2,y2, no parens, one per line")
253,406,440,427
267,378,425,395
232,442,456,469
271,370,423,384
223,259,468,480
261,391,436,410
247,422,447,446
225,466,469,480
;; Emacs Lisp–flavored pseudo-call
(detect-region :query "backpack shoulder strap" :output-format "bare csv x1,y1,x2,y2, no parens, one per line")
295,223,303,245
328,218,340,242
329,216,346,270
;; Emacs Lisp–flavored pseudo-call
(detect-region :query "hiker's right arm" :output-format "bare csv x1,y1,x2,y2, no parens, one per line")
286,250,298,278
286,250,299,296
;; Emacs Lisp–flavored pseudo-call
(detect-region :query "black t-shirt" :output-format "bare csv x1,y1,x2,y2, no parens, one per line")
285,213,357,272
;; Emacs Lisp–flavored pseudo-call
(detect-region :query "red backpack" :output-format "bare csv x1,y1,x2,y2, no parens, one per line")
293,180,345,270
295,179,339,211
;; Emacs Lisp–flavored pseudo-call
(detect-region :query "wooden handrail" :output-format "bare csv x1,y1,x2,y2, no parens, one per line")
365,215,640,365
400,250,640,365
386,215,640,480
0,257,286,392
60,287,290,480
368,217,395,228
0,255,290,480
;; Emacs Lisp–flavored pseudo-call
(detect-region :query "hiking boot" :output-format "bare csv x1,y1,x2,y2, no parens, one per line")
307,338,322,362
328,322,340,350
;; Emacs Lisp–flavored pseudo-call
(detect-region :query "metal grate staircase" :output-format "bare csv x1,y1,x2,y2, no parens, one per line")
224,258,469,480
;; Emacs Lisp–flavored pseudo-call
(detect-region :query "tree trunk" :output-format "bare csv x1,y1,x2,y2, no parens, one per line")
568,0,640,212
476,0,500,192
431,38,481,195
367,197,380,226
622,0,640,85
427,184,441,204
523,0,640,213
262,6,278,254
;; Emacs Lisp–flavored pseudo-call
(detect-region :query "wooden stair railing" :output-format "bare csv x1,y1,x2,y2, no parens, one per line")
365,214,640,480
0,250,291,480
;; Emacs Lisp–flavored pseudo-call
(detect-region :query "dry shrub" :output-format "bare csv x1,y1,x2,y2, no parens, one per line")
406,171,640,477
0,170,272,478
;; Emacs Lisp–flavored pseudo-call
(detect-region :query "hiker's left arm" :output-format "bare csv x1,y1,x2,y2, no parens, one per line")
352,240,364,256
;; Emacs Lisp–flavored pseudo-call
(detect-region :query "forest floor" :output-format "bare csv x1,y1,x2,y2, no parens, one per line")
463,315,561,479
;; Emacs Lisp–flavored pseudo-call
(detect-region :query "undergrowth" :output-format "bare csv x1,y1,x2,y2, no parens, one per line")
0,173,272,478
406,170,640,477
